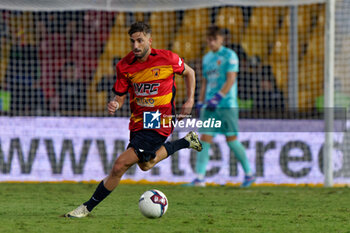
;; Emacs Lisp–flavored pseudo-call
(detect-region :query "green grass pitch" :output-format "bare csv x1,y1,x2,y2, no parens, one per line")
1,183,350,233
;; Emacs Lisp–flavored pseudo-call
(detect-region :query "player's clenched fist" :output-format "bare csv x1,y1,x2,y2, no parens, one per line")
108,100,120,115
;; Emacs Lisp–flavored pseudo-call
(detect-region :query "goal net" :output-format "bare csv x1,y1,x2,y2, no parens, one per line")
0,0,349,185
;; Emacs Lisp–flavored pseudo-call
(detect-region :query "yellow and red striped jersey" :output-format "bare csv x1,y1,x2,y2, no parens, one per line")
113,48,185,137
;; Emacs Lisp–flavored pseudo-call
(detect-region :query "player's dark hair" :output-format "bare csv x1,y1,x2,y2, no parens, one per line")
128,21,152,36
207,25,225,38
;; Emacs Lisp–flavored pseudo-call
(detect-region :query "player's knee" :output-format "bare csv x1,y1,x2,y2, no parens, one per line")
226,135,237,141
110,163,128,177
201,134,213,143
138,162,152,171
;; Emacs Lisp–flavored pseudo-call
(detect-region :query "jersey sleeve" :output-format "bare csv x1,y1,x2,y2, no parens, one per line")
169,51,185,75
112,64,129,96
226,51,239,73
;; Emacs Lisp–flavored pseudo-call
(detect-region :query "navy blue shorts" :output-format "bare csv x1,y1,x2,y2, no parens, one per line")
127,130,168,163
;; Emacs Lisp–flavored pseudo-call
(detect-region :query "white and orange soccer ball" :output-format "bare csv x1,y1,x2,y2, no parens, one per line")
138,189,168,218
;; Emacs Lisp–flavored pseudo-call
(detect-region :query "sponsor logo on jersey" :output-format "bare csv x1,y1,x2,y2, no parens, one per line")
134,83,160,96
206,69,219,79
136,97,155,107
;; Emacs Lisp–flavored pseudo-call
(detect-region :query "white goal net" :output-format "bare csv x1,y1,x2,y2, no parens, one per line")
0,0,349,185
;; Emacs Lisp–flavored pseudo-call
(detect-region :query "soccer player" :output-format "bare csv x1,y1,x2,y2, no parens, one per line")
65,22,202,218
185,26,255,187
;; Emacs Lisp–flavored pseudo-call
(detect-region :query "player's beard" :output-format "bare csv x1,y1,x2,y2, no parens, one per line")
134,46,149,59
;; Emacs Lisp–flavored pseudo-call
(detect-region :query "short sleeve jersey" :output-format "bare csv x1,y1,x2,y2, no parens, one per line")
202,46,239,108
113,48,185,137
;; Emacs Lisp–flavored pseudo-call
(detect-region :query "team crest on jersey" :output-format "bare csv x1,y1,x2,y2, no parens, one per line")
152,68,160,78
217,60,221,65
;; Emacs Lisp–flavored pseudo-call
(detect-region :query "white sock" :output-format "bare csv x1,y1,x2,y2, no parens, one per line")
197,174,205,180
245,172,253,177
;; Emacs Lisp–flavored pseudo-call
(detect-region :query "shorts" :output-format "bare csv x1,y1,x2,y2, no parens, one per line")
199,108,239,137
127,130,168,163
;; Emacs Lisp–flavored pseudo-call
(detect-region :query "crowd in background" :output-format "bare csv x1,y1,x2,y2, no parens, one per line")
0,10,115,115
0,9,286,117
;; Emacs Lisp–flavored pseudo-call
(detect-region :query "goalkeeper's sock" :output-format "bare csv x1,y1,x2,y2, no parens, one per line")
195,141,210,177
84,181,111,212
227,140,252,176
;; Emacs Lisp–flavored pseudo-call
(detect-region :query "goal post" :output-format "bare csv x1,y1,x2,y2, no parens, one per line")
324,0,335,187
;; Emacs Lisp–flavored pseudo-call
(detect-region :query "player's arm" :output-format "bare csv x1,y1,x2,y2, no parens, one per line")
206,72,236,110
220,51,239,95
109,63,129,115
219,71,237,95
178,63,195,119
194,77,206,117
198,77,207,103
195,57,207,115
108,94,127,115
183,63,195,104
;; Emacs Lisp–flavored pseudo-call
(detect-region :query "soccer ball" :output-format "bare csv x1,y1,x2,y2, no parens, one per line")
138,189,168,218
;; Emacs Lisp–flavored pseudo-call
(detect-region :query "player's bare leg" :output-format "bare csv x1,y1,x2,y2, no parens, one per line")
138,146,168,171
103,148,139,190
65,131,202,218
201,134,213,143
65,148,139,218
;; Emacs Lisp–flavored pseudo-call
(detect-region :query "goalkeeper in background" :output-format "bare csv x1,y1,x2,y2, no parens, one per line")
185,26,255,187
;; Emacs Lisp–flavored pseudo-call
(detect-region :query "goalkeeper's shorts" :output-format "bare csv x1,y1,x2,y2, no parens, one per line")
198,107,239,137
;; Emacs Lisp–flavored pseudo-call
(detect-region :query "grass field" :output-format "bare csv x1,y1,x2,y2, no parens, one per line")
1,183,350,233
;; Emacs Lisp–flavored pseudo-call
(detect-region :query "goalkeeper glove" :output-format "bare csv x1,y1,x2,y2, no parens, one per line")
206,92,224,111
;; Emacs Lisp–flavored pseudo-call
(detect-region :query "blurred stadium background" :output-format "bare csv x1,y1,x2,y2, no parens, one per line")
0,0,350,186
